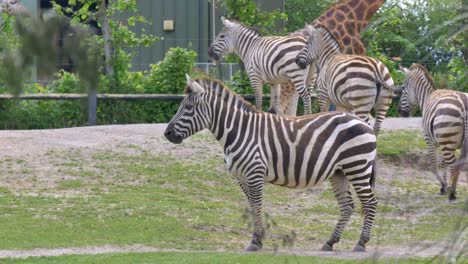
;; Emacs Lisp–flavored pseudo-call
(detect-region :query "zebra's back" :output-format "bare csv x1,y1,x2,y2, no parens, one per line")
248,36,307,83
319,54,393,107
423,90,468,146
256,112,376,188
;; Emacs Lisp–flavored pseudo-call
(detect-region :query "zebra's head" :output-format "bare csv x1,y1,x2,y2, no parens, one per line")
164,75,210,144
295,25,319,69
208,17,240,61
397,66,416,117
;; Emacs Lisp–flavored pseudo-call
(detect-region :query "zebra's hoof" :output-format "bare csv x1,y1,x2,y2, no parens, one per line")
439,187,447,195
321,243,333,251
448,194,457,203
352,244,366,252
245,242,262,252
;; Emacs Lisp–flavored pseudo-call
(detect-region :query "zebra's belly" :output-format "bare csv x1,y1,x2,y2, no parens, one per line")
264,162,336,188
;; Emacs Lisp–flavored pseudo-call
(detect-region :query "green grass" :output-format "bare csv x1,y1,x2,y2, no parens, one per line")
377,130,427,157
0,252,441,264
0,131,466,261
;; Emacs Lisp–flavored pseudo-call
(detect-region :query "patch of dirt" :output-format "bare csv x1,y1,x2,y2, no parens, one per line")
0,242,461,260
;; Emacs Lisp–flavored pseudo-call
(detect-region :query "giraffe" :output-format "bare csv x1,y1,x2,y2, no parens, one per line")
0,0,29,16
281,0,386,116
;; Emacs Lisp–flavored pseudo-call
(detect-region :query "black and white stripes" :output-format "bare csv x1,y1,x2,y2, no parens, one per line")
295,26,394,135
165,76,378,252
208,17,314,115
398,64,467,201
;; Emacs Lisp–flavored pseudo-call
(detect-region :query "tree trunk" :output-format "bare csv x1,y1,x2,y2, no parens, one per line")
101,0,113,77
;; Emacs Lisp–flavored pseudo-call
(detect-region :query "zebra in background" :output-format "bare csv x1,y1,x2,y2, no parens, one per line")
208,17,315,115
295,26,394,135
165,75,378,252
398,64,467,201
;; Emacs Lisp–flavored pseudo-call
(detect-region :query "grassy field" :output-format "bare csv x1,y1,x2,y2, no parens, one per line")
0,128,466,263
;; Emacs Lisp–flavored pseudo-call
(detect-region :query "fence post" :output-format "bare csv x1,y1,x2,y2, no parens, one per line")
88,87,97,125
216,62,223,80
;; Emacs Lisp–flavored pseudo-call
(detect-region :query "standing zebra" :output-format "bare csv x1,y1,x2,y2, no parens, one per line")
208,17,315,115
165,75,378,252
398,64,467,201
295,26,394,135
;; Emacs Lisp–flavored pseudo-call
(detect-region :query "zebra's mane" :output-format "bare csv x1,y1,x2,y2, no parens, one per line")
409,64,435,89
184,78,258,113
228,19,262,37
314,25,344,53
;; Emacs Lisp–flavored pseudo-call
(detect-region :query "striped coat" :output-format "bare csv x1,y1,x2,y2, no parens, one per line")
398,64,467,201
208,17,315,115
165,76,378,252
295,26,394,135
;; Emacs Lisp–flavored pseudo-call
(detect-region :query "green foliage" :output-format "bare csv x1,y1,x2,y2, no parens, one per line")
227,70,254,94
0,46,197,128
143,47,197,94
215,0,287,35
284,0,334,32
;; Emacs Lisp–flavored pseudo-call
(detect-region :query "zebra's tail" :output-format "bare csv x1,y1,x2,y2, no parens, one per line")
370,160,376,190
456,110,468,170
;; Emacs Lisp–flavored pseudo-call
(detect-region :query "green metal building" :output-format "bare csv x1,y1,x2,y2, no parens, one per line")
132,0,284,71
18,0,284,77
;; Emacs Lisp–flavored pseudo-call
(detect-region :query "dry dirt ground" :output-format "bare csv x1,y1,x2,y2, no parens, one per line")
0,118,465,260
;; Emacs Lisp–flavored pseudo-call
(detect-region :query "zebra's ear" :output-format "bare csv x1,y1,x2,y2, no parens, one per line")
399,64,410,75
305,25,317,36
186,74,205,95
221,16,236,28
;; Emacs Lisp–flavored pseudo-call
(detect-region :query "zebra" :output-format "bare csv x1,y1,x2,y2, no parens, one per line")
164,75,378,252
208,17,315,115
295,25,394,135
398,64,467,201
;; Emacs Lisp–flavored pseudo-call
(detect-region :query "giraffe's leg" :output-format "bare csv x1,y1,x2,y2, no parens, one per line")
321,172,354,251
281,82,299,116
237,174,265,251
250,76,264,111
267,84,283,115
348,162,377,252
425,138,447,194
373,84,394,136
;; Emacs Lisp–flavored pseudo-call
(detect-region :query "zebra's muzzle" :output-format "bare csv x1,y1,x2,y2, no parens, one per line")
164,125,183,144
398,111,410,117
208,47,220,61
296,57,307,69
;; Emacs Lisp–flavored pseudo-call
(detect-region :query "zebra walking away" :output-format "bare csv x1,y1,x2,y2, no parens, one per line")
295,26,394,135
208,17,315,115
398,64,467,201
164,75,378,252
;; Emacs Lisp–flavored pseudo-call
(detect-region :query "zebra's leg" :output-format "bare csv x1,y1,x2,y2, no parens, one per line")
321,172,354,251
250,76,264,111
426,138,447,194
447,164,459,202
373,86,394,136
440,148,458,201
237,175,265,251
353,110,371,125
348,167,378,252
290,76,312,115
267,84,283,115
317,89,331,113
